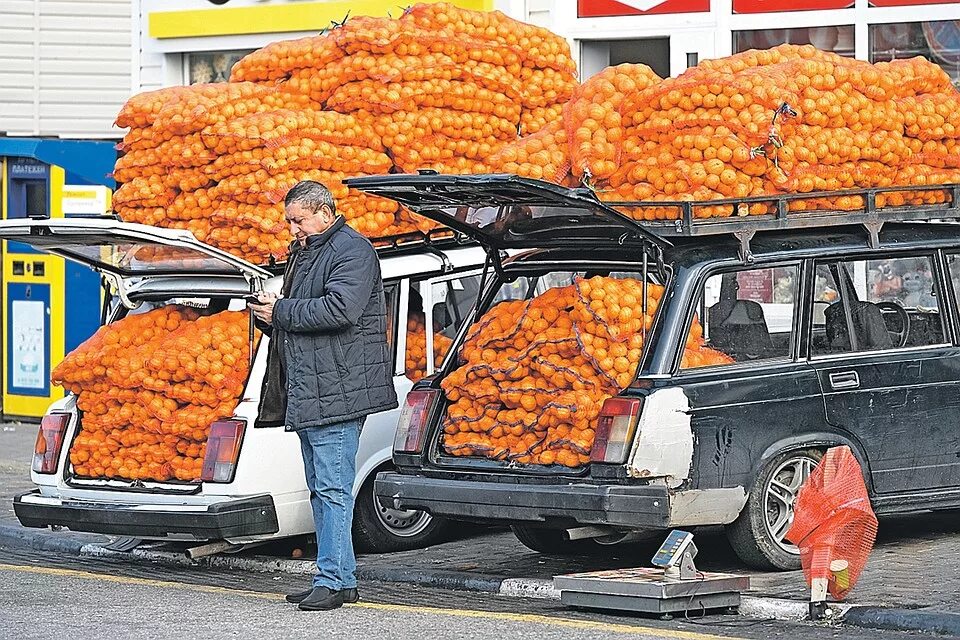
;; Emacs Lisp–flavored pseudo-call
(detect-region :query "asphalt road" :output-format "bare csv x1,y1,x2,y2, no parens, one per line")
0,545,924,640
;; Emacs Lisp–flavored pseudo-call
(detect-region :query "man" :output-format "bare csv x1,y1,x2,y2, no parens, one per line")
249,180,398,611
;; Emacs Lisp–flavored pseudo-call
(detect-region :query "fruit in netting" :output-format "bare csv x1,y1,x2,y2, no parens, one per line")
338,191,400,237
326,78,522,123
59,308,257,483
204,139,392,181
115,86,197,129
211,201,286,234
486,120,569,183
212,168,347,206
401,2,577,75
113,175,176,210
520,104,563,135
405,313,454,382
439,276,663,467
151,82,319,136
208,224,293,263
231,34,345,82
53,306,201,394
564,63,662,181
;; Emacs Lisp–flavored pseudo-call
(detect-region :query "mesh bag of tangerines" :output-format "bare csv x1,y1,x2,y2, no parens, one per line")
438,275,732,468
52,306,257,483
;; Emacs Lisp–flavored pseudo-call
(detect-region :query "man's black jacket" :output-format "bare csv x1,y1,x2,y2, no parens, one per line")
256,217,398,430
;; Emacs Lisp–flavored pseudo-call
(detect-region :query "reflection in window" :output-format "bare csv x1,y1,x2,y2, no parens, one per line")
733,26,855,57
683,265,799,369
811,256,944,356
870,21,960,89
186,50,255,84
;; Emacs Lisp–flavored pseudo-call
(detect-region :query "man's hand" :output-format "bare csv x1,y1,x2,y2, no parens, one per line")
248,292,279,325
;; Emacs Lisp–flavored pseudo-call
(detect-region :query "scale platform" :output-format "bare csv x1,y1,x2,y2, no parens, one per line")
554,567,750,615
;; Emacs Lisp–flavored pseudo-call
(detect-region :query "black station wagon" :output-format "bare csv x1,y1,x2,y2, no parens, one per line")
349,173,960,570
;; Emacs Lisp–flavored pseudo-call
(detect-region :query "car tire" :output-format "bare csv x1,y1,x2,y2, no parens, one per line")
726,447,823,571
352,471,450,553
510,525,601,555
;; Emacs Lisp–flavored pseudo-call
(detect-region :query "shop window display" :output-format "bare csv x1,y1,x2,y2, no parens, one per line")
734,26,855,57
186,50,255,84
870,21,960,89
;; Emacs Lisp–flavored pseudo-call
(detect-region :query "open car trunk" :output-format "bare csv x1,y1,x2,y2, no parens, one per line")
0,218,270,490
347,174,670,474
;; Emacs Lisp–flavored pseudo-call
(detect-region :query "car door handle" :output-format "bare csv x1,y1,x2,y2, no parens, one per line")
829,371,860,390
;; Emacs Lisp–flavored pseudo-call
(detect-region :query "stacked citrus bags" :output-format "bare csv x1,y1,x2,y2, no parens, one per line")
440,277,732,467
52,307,255,482
112,3,577,264
490,45,960,217
404,312,454,382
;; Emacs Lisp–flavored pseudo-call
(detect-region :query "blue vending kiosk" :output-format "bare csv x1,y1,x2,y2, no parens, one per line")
0,138,116,419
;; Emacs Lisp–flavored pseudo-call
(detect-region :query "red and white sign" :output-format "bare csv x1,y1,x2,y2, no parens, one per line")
869,0,953,5
733,0,853,12
577,0,710,17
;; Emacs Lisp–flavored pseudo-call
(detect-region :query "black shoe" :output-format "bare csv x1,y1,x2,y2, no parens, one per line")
342,587,359,604
285,587,313,604
298,586,344,611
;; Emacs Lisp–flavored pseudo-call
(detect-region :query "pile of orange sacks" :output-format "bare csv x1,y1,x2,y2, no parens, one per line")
440,276,731,467
52,307,254,482
491,45,960,218
112,3,577,264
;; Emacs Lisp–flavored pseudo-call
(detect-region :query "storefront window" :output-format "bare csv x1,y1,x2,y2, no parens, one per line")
185,50,254,84
870,21,960,89
733,26,855,57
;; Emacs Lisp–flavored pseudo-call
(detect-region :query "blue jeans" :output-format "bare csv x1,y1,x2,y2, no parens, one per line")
297,417,362,590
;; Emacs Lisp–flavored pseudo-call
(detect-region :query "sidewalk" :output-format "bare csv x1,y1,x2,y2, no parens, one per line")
3,423,959,635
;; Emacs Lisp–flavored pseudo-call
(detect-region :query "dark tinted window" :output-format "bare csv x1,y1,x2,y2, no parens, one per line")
810,256,945,356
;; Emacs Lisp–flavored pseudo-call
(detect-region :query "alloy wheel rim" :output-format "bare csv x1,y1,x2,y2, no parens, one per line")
763,455,817,554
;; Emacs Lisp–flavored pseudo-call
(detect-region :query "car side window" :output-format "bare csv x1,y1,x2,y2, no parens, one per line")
681,265,799,369
810,255,945,356
384,283,399,369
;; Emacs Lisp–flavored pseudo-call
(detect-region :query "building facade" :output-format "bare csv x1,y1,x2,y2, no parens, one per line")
0,0,133,138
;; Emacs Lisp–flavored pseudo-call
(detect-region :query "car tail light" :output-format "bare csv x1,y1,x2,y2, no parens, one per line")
33,413,70,474
590,397,643,464
394,389,440,454
201,420,245,483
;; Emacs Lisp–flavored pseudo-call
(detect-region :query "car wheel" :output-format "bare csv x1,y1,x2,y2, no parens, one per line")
352,472,450,553
726,447,823,570
511,525,602,555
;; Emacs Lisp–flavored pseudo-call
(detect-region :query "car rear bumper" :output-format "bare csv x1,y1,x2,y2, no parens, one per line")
375,472,671,528
13,490,280,540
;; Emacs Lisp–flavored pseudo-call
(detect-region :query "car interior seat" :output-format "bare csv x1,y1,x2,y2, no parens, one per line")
707,275,774,361
824,300,893,351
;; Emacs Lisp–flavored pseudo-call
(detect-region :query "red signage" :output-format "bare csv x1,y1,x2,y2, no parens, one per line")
733,0,853,12
577,0,710,17
736,271,774,304
870,0,953,5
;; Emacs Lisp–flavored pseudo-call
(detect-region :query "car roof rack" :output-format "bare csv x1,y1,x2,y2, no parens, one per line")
605,183,960,262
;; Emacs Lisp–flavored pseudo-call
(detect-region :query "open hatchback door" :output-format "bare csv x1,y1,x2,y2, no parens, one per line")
0,218,272,298
345,173,669,250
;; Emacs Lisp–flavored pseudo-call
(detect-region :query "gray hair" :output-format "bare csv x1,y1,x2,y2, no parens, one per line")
284,180,336,215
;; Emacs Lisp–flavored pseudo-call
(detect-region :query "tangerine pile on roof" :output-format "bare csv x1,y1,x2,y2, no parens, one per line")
491,45,960,218
112,3,577,264
53,308,255,482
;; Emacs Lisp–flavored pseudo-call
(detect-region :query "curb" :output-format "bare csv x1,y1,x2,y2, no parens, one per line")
4,526,959,636
842,607,960,637
0,523,94,556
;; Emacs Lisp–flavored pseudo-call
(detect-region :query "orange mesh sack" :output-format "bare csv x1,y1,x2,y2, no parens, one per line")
786,445,878,601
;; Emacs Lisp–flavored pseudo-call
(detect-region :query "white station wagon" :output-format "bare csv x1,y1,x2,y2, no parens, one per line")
8,218,486,554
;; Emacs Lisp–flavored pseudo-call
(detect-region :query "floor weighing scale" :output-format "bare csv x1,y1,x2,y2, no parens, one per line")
554,530,749,616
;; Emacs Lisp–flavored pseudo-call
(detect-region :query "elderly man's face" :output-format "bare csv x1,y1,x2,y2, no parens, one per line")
286,201,335,246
